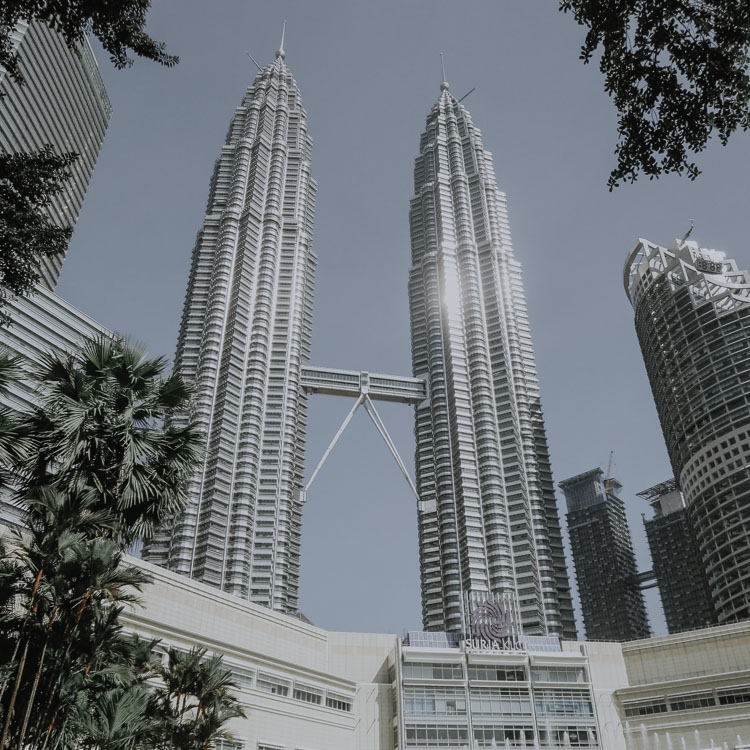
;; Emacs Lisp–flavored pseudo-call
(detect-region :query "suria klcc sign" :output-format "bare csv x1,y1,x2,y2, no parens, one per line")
463,592,526,652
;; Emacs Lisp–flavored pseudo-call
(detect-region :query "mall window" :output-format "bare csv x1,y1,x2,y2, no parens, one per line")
470,687,532,717
473,724,535,747
669,691,715,711
718,685,750,705
326,693,353,712
622,698,668,717
293,684,322,705
214,741,242,750
256,674,290,697
539,726,598,748
404,686,467,716
468,664,527,682
404,723,469,747
229,667,254,691
402,662,463,680
530,666,587,684
534,689,594,717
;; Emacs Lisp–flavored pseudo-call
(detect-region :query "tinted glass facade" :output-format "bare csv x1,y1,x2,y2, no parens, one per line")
0,21,111,288
625,238,750,624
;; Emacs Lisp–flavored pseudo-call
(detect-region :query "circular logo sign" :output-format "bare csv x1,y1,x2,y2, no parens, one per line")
472,599,511,641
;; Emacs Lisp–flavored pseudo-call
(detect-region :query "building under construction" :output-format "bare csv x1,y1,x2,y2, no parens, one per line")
561,466,651,641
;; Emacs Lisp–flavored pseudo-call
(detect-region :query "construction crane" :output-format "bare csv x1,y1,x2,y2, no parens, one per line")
604,451,615,493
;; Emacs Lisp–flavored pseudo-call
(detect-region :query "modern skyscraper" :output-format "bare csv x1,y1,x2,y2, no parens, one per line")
625,237,750,624
560,468,650,641
145,40,316,613
0,20,111,288
638,479,715,633
408,75,575,637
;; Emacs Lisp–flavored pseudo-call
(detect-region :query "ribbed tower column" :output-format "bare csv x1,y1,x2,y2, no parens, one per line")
145,45,316,614
409,81,575,637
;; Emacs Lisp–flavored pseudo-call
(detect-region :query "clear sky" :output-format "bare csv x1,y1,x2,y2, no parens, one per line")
58,0,750,637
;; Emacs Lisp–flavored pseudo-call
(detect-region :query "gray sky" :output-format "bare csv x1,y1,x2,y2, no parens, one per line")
58,0,750,637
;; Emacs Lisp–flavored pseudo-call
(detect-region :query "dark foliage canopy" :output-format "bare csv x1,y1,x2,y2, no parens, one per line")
0,147,76,320
0,0,177,85
560,0,750,188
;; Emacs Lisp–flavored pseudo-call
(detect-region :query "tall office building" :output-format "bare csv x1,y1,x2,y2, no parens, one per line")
145,42,316,613
638,479,715,633
625,237,750,624
0,20,111,288
560,468,650,641
408,77,575,637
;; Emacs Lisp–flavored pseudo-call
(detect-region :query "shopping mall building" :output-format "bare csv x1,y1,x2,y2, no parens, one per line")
124,557,750,750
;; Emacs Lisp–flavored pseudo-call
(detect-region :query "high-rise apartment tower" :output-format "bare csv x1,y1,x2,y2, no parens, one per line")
408,77,575,637
638,479,715,633
146,42,316,613
0,21,111,288
560,468,650,641
625,237,750,624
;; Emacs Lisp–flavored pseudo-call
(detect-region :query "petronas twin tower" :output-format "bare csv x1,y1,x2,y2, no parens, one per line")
146,41,576,639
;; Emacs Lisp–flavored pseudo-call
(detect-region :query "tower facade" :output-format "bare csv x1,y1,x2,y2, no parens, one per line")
0,21,111,288
408,80,575,637
145,46,316,613
625,237,750,624
560,468,650,641
638,479,715,633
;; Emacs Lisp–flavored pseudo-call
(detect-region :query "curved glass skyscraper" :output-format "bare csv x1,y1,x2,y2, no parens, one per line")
625,237,750,624
146,44,316,613
0,21,111,288
408,80,575,637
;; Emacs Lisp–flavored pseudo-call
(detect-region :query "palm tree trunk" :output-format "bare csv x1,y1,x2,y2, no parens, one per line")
0,567,44,708
16,637,48,749
0,637,22,707
0,638,30,750
45,711,64,750
34,589,92,743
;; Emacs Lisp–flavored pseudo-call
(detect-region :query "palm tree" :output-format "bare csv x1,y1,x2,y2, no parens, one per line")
0,352,30,492
21,336,201,544
0,487,151,750
153,648,246,750
75,687,153,750
0,337,210,750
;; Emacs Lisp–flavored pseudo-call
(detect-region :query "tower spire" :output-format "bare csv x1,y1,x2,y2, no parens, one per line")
440,52,449,91
277,20,286,59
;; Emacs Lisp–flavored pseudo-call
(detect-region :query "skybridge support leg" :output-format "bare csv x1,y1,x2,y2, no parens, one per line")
363,395,419,501
302,391,419,502
303,393,365,499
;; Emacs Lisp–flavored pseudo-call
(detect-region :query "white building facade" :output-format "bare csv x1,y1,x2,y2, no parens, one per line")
145,44,317,614
117,555,750,750
408,80,575,637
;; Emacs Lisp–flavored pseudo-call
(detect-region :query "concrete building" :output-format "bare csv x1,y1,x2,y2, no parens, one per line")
624,238,750,624
407,74,575,638
114,552,750,750
560,468,650,641
398,630,600,749
0,21,111,288
144,40,317,612
615,623,750,750
638,480,715,634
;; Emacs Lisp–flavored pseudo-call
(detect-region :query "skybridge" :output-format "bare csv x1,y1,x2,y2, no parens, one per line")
299,366,428,503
